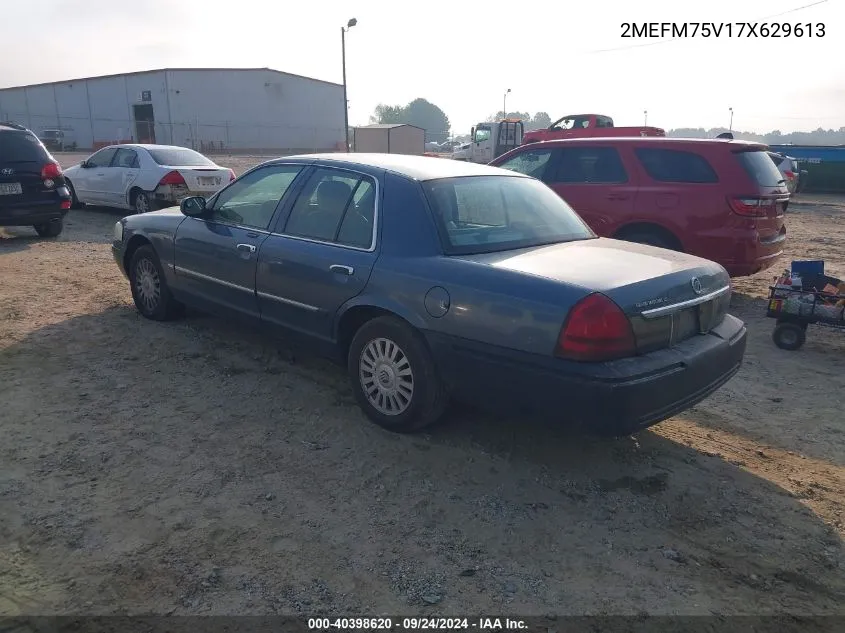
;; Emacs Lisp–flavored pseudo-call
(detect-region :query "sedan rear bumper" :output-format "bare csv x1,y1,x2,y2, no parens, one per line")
426,314,747,435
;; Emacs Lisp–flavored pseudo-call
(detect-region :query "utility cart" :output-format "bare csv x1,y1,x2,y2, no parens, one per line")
766,260,845,350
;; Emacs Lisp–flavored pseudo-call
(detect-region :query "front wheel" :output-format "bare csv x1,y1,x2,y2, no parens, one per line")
772,322,806,351
66,179,83,209
347,316,448,432
128,245,183,321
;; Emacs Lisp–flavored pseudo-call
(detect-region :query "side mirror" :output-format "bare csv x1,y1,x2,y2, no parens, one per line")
80,160,89,168
180,196,207,217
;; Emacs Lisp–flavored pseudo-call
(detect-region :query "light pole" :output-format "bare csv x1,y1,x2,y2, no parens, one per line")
341,18,357,152
503,88,511,119
729,107,733,132
644,110,648,126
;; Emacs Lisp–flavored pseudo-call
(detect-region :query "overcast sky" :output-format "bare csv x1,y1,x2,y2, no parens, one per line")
0,0,840,135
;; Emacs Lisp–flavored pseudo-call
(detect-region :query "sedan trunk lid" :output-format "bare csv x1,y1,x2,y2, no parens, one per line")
456,237,732,354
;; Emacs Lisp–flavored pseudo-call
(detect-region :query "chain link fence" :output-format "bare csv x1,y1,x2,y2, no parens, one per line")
0,113,346,154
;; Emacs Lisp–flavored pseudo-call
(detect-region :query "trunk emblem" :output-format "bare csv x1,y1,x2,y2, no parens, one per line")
691,277,703,294
0,168,13,175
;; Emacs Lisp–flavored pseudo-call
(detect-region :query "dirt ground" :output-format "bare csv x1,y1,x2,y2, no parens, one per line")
0,153,843,617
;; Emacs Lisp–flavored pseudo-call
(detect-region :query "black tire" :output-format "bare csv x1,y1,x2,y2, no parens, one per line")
66,179,83,209
132,189,152,214
347,316,448,432
619,230,678,251
772,322,806,351
33,218,63,238
128,245,183,321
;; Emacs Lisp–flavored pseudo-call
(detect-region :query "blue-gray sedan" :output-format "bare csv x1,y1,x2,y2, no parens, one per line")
111,153,747,434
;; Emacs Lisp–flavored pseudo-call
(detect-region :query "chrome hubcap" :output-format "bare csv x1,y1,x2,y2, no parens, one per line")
359,337,414,416
134,258,160,312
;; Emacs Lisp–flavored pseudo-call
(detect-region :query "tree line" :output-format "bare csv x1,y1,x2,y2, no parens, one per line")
369,99,845,146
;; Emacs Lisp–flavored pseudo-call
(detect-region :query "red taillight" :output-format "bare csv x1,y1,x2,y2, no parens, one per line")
41,162,62,179
60,199,71,210
158,170,186,186
555,293,636,362
228,169,236,181
728,196,774,217
784,170,795,180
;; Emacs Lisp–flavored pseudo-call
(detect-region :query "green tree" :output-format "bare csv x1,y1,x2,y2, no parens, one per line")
369,104,404,124
531,112,552,129
369,99,451,142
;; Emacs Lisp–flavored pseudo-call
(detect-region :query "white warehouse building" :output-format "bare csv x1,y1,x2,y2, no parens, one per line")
0,67,346,153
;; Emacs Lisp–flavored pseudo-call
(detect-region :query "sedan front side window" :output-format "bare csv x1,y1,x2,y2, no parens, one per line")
208,165,303,230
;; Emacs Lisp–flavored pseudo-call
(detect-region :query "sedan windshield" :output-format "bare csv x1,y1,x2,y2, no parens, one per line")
147,147,216,167
422,175,595,255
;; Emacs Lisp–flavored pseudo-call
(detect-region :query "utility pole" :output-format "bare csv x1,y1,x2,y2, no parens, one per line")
341,18,357,152
503,88,511,119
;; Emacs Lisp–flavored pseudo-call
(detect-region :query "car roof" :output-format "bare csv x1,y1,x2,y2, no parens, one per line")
512,137,768,150
118,143,201,150
272,152,528,181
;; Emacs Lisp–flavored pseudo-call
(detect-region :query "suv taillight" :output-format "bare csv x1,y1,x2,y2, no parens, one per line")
555,293,636,362
41,161,62,180
728,196,776,217
158,170,186,186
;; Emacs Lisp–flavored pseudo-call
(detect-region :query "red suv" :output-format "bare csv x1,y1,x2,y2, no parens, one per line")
490,137,788,277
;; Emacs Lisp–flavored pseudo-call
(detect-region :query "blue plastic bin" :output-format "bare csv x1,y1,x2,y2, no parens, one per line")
791,260,825,276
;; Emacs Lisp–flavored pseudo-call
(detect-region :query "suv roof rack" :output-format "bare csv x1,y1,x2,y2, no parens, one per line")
0,121,28,131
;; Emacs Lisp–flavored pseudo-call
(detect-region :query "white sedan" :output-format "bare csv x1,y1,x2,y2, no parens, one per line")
63,144,235,214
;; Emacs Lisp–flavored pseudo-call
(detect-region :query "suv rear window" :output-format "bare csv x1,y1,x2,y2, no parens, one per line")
635,148,719,183
0,130,49,162
736,150,785,187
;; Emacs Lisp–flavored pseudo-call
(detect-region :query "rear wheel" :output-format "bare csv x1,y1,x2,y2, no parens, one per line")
128,245,183,321
132,189,151,214
772,322,806,351
347,316,448,432
618,229,679,251
33,218,63,238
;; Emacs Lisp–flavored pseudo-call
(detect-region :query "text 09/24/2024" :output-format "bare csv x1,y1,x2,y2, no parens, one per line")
621,22,825,38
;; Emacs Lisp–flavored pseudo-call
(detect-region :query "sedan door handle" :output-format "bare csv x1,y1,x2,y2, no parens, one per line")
236,243,256,254
330,264,354,276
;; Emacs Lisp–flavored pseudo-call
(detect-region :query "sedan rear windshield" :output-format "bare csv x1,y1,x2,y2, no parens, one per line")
147,148,216,167
0,131,49,162
422,175,595,255
736,150,786,187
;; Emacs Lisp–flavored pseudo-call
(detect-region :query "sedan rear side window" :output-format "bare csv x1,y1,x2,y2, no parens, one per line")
422,175,594,255
283,168,377,249
635,148,718,183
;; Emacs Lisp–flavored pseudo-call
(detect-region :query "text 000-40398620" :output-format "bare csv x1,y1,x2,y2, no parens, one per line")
621,22,825,38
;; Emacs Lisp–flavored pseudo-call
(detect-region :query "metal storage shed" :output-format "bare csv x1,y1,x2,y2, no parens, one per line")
353,124,425,155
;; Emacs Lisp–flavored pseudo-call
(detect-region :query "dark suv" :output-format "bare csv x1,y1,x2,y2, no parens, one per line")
0,122,72,237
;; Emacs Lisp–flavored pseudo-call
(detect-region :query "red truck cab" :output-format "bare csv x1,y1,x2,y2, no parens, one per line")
523,114,666,144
